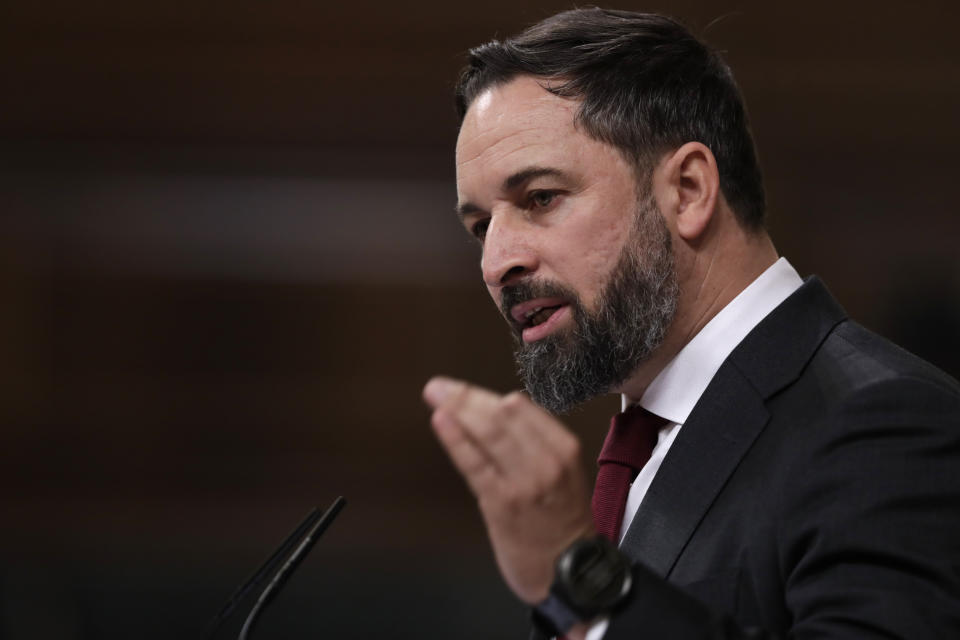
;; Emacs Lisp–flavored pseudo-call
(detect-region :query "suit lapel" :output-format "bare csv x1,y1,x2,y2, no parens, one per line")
619,363,769,577
619,277,847,578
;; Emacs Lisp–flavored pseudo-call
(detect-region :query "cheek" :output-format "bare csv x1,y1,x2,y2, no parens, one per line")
565,223,631,298
579,247,622,299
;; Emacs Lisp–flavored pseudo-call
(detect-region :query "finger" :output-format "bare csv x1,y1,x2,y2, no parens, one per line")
430,406,500,495
428,378,548,476
508,391,582,463
423,376,471,410
425,377,580,488
482,389,582,475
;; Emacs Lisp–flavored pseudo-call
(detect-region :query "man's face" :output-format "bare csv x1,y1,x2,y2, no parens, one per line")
455,76,678,412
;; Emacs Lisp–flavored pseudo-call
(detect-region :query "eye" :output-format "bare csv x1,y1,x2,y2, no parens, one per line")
470,219,490,242
527,190,559,210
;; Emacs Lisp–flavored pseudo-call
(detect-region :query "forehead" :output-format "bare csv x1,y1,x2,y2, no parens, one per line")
455,77,584,190
457,76,578,157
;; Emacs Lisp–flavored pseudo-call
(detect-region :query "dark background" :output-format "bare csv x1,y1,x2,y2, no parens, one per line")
1,1,958,638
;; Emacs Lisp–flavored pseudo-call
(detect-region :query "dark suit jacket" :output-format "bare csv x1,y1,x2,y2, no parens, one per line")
540,278,960,639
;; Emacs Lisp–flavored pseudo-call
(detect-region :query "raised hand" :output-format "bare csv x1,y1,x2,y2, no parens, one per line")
423,376,595,604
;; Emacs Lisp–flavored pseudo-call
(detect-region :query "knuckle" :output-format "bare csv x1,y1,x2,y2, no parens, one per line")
562,436,582,463
462,454,488,478
498,483,525,509
500,391,529,415
475,415,506,445
540,459,564,489
553,430,581,463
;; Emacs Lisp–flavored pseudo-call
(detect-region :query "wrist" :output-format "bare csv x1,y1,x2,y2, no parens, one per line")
531,536,632,637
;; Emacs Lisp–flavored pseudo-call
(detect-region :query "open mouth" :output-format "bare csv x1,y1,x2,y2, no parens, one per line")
509,297,571,341
523,305,563,328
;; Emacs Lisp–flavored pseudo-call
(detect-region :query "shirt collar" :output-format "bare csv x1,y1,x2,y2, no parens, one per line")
625,257,803,424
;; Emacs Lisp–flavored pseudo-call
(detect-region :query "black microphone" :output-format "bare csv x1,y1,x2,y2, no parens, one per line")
204,496,347,640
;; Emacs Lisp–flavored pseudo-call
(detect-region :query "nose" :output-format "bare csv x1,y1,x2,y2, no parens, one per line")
480,213,539,288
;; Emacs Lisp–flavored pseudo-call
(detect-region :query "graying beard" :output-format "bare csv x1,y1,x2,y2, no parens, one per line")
514,201,678,414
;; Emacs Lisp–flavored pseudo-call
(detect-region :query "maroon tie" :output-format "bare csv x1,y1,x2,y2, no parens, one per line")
591,405,668,543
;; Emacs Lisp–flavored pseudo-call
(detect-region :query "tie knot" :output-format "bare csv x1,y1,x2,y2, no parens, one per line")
597,405,667,471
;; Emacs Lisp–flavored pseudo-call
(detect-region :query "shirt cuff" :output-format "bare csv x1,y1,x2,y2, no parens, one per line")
585,616,609,640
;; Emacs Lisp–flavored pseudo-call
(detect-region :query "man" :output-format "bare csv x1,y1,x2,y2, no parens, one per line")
422,8,960,639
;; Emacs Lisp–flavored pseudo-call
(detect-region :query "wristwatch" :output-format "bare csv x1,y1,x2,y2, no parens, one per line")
531,536,633,637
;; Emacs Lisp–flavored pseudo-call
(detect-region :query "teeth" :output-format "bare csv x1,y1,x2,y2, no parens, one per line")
524,306,544,320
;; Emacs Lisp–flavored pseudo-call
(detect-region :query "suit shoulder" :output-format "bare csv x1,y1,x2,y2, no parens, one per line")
767,319,960,461
807,319,960,403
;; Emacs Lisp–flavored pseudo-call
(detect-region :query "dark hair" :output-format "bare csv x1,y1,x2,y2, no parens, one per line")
455,8,766,230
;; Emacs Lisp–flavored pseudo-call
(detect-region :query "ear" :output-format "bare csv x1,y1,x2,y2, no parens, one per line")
656,142,720,242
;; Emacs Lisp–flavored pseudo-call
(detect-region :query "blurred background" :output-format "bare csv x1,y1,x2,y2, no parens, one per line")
1,0,958,637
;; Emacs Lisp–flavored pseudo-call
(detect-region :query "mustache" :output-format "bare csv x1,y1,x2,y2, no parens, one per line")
500,280,577,313
500,279,582,336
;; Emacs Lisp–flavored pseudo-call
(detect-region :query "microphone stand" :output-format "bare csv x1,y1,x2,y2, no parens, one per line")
204,496,347,640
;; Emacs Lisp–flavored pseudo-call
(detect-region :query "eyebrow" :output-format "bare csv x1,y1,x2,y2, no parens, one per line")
455,166,565,219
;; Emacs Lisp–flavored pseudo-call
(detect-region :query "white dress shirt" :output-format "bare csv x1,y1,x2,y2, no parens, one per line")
584,257,803,640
